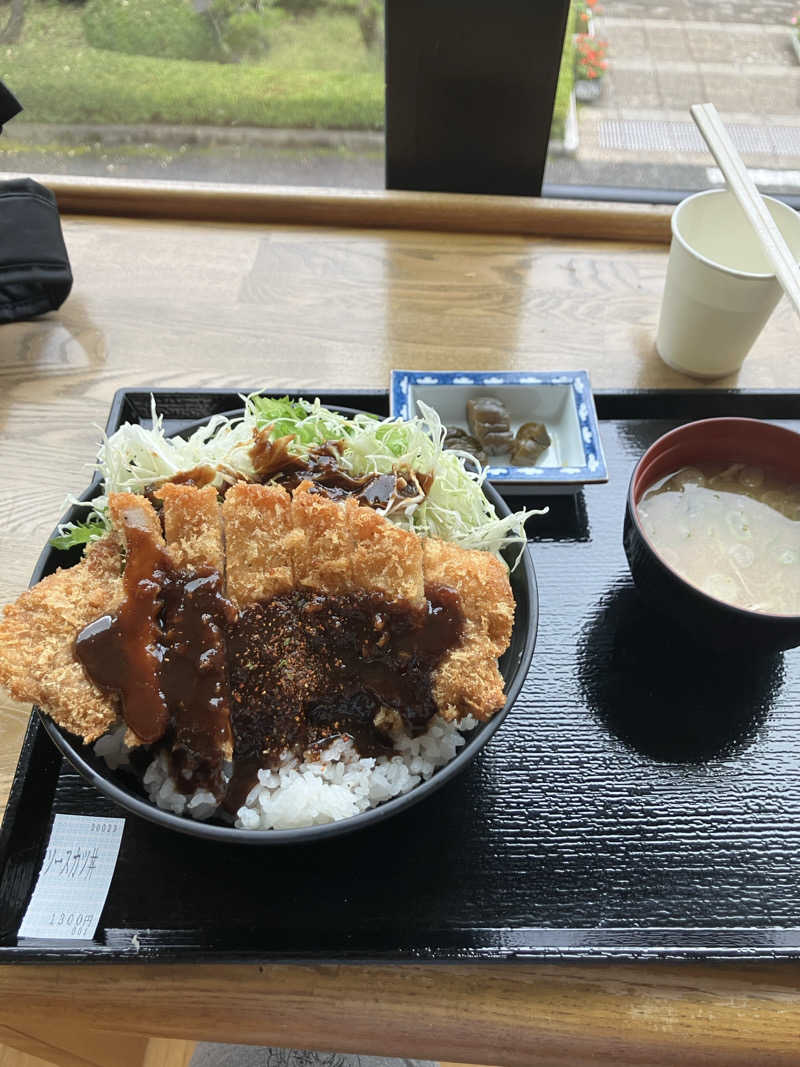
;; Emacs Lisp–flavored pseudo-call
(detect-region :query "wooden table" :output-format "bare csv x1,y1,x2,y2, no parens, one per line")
1,188,800,1067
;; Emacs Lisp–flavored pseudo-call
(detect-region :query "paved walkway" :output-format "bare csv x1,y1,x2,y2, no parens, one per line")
605,0,794,22
548,4,800,192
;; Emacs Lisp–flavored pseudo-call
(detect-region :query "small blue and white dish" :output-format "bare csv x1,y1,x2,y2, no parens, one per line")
390,369,608,495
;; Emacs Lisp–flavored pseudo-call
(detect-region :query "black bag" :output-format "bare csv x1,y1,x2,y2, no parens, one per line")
0,79,21,134
0,177,73,324
0,82,72,324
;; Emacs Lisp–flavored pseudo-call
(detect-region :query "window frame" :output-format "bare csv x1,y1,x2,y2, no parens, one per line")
385,0,572,196
39,178,672,243
543,184,800,212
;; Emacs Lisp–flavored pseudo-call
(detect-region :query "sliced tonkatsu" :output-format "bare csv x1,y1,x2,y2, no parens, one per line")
0,480,515,810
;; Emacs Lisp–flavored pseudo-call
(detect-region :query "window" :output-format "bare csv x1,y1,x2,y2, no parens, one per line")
543,0,800,207
6,0,792,208
0,0,386,188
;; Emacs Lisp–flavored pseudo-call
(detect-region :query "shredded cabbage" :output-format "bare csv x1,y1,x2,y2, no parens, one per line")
55,394,543,562
51,515,110,551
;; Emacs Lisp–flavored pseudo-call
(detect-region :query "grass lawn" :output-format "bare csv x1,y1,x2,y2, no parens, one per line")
2,2,572,137
269,10,382,73
2,3,384,129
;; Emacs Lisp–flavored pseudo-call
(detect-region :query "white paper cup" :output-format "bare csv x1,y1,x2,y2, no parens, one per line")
655,189,800,379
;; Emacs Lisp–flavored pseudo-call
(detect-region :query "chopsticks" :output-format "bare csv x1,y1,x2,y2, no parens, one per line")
690,101,800,321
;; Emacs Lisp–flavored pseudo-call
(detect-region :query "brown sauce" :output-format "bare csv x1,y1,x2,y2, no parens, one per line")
144,466,218,507
75,522,169,744
249,432,302,481
224,585,463,810
164,465,218,489
249,431,432,510
160,570,236,797
75,531,234,799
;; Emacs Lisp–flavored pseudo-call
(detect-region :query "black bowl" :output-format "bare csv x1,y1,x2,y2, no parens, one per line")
623,416,800,653
31,405,538,843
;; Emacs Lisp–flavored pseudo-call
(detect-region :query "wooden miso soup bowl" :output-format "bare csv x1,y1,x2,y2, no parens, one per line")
623,417,800,653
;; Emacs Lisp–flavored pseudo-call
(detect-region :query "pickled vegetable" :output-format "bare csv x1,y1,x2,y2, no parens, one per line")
466,397,514,455
444,426,487,465
511,421,551,466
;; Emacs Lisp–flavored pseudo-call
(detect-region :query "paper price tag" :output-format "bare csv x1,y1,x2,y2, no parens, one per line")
18,814,125,941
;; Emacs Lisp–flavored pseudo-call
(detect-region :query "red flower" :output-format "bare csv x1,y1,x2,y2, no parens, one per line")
575,34,609,80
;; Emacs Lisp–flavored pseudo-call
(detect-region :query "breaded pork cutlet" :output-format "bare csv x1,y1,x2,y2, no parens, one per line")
155,482,224,574
0,492,173,747
108,490,165,548
287,483,511,720
291,482,356,594
222,482,426,608
422,537,514,722
0,534,124,742
154,483,233,763
290,483,427,606
222,482,296,607
0,480,515,750
349,500,425,608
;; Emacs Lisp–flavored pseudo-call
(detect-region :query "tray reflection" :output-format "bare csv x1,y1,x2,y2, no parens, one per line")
578,581,781,763
510,490,590,543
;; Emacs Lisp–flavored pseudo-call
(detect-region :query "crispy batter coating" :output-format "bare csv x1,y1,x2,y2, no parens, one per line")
222,482,296,606
0,480,515,746
349,503,425,608
0,536,124,742
155,482,223,572
422,537,514,722
108,492,165,549
291,483,355,594
290,484,427,606
224,482,427,606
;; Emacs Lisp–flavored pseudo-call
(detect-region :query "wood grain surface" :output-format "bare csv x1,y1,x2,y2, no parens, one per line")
1,211,800,1067
1,962,800,1067
26,179,674,243
0,1033,194,1067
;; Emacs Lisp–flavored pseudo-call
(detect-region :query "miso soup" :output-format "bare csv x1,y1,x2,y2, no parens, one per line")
638,462,800,615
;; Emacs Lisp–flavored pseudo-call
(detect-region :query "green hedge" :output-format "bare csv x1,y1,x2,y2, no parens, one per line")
3,5,383,128
9,60,383,127
83,0,219,60
550,25,575,142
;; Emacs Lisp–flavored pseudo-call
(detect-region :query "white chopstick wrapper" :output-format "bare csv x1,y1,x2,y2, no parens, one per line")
690,102,800,322
18,814,125,940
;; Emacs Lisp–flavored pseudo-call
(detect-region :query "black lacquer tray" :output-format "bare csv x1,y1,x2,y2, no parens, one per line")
3,387,800,963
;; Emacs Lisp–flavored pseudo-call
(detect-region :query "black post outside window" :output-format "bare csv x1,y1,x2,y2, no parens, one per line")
385,0,572,197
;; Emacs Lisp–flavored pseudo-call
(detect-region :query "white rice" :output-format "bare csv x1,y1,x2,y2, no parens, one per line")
93,724,131,770
142,751,221,821
96,715,478,830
